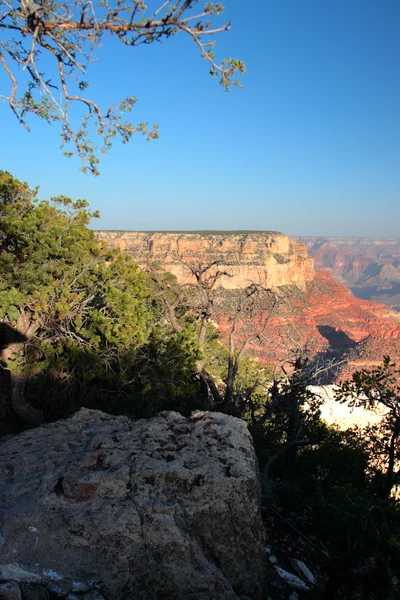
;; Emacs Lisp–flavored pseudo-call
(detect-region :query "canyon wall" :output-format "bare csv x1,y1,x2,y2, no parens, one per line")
96,231,315,289
96,231,400,375
296,237,400,308
213,269,400,373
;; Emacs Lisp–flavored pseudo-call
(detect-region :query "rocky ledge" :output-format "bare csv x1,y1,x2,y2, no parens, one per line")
96,231,314,289
0,409,266,600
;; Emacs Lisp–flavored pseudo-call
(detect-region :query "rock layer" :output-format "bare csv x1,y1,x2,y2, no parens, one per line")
96,231,314,289
214,270,400,373
296,236,400,308
0,409,266,600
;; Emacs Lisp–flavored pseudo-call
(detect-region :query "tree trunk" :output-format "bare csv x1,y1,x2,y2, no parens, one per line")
197,316,208,350
10,371,43,425
1,313,43,426
195,361,223,408
285,393,300,475
223,355,235,411
375,421,400,498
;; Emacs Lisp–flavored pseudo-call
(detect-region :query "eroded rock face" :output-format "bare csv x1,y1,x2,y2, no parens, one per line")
214,270,400,374
0,409,266,600
296,236,400,308
96,231,315,289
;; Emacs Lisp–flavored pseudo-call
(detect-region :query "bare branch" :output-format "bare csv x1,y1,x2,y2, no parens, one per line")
0,0,245,173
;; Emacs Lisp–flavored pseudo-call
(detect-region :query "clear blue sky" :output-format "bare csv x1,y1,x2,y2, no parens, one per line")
1,0,399,236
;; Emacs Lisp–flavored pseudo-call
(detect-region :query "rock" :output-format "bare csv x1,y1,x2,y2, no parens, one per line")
96,231,315,290
21,585,49,600
298,236,400,306
0,567,40,584
70,581,92,594
0,409,266,600
0,582,21,600
274,567,310,592
290,559,315,585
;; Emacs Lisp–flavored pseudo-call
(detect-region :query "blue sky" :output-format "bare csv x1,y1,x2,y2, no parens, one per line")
0,0,399,236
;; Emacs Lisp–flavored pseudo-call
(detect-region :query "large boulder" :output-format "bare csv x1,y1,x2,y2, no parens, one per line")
0,409,266,599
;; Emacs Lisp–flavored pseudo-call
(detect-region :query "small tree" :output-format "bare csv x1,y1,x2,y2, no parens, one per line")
336,357,400,498
0,1,245,173
149,258,278,412
254,350,333,481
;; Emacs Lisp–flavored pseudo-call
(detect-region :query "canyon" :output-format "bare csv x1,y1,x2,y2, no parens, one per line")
97,231,400,376
97,231,315,289
296,237,400,309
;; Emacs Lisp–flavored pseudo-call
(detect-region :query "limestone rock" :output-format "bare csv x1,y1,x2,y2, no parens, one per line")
96,231,400,375
297,236,400,306
274,567,310,592
0,567,40,584
0,409,266,600
290,559,315,585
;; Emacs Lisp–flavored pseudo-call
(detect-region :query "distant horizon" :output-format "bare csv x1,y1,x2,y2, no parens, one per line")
94,229,400,240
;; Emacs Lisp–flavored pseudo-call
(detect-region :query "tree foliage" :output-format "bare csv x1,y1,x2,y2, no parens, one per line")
0,170,200,421
0,1,245,173
336,357,400,498
150,257,279,414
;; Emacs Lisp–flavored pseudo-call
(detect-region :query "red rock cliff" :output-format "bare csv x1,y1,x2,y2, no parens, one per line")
96,231,315,289
214,270,400,371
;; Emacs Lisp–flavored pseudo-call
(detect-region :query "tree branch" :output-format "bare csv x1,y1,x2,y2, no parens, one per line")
0,0,245,173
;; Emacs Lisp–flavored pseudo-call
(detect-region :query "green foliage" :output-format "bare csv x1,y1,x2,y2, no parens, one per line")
337,356,400,413
336,357,400,498
202,323,229,379
0,172,200,418
123,324,203,419
251,356,328,488
299,427,370,492
202,324,274,417
0,2,244,173
257,358,400,599
265,408,400,598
